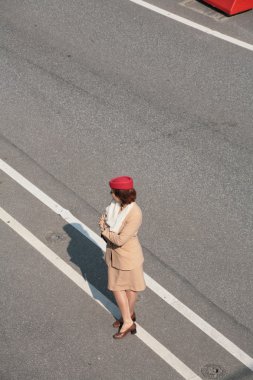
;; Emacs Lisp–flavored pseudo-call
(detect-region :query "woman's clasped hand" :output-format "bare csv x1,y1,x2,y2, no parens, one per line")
98,214,106,231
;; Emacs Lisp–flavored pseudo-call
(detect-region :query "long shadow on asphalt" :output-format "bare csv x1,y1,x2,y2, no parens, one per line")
63,223,117,314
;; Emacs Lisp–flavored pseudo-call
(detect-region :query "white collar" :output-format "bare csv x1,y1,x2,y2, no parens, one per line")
105,200,134,233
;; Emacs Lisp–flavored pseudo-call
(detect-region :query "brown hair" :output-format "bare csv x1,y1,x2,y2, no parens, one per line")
113,188,136,205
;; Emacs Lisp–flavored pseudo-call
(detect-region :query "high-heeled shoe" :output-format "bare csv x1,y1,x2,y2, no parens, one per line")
112,312,136,328
113,323,137,339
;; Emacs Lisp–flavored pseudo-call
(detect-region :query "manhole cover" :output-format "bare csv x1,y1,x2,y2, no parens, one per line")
201,364,226,379
45,231,67,243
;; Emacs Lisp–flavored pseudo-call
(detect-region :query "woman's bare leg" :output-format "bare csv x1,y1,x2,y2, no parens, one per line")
113,290,133,331
126,290,137,315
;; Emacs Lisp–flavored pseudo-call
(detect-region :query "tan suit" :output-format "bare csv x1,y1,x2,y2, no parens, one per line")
101,202,144,270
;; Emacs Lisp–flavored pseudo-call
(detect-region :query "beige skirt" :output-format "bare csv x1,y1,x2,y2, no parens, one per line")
107,260,146,291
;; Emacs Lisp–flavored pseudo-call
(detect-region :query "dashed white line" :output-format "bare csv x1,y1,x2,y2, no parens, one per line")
0,158,253,371
0,207,202,380
129,0,253,52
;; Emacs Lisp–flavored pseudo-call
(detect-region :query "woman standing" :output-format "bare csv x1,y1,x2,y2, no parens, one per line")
99,176,146,339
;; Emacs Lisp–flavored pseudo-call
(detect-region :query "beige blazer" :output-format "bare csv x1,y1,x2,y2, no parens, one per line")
101,202,144,270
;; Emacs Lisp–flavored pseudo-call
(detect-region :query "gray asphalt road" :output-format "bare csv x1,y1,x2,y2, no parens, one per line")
1,0,253,379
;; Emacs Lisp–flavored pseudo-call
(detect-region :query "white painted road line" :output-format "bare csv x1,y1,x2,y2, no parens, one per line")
144,274,253,371
129,0,253,52
0,159,105,250
1,158,253,371
0,207,202,380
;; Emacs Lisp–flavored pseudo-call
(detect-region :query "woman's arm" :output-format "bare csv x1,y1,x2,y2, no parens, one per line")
101,210,142,247
98,213,106,230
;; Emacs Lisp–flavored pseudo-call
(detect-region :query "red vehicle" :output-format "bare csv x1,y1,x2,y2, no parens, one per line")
203,0,253,15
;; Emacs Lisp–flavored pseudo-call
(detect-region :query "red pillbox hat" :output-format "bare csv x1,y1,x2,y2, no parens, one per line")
109,176,134,190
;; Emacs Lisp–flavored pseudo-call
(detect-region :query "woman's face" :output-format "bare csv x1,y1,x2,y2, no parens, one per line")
111,190,121,203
